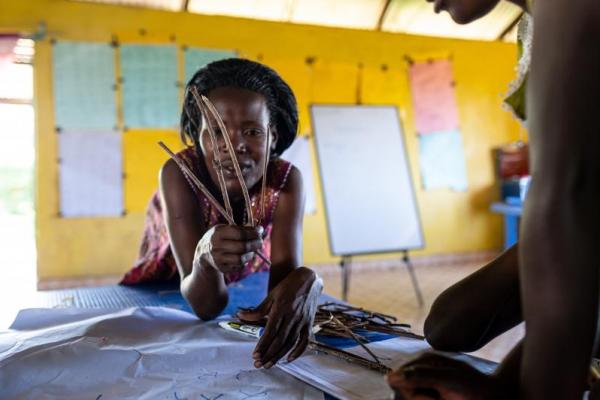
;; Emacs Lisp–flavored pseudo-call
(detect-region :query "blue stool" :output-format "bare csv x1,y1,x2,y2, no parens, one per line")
490,196,523,249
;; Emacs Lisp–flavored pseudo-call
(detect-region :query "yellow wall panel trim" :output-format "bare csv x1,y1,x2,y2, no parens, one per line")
123,129,184,212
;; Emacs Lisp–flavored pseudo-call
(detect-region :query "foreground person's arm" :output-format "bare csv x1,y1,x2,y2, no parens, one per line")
519,1,600,398
425,244,521,352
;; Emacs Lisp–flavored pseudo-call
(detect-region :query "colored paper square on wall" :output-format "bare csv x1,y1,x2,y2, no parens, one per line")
59,130,123,217
123,130,185,213
121,45,179,129
418,130,468,191
184,47,237,84
409,59,460,134
52,41,117,130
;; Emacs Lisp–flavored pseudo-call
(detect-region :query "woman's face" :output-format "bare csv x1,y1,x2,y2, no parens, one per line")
426,0,501,24
199,86,277,200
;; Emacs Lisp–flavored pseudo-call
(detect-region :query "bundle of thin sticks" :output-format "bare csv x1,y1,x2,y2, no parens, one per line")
314,302,423,341
308,302,424,374
158,87,271,268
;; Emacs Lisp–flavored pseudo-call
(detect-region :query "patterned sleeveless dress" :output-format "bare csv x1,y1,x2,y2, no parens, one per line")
121,146,293,285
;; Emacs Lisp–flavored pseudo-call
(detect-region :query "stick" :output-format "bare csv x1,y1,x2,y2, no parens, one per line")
158,141,271,268
200,94,255,227
158,141,234,225
189,88,234,223
253,250,271,267
331,315,382,365
258,126,271,226
308,341,391,374
315,302,423,340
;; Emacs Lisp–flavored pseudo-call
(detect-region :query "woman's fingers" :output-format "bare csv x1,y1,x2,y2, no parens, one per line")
212,226,262,254
287,325,310,362
217,225,261,241
197,225,263,274
237,297,271,323
259,317,300,368
253,309,281,367
264,322,299,369
212,239,262,254
240,251,255,264
215,254,247,272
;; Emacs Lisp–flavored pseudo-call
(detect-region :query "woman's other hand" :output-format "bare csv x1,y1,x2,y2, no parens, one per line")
237,266,323,369
387,353,503,400
195,225,263,274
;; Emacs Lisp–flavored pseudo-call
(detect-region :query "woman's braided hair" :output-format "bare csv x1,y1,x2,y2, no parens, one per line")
181,58,298,157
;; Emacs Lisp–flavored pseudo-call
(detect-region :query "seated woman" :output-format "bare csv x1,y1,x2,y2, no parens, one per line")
122,58,321,369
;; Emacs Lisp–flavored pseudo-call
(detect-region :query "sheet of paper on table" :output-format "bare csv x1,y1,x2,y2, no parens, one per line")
1,307,496,400
0,307,323,400
280,335,496,400
281,336,429,400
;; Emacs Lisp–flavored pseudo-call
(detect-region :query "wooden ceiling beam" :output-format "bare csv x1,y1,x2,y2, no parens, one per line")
376,0,393,31
497,11,523,41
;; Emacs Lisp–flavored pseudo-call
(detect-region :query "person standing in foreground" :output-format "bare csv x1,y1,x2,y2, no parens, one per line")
388,0,600,399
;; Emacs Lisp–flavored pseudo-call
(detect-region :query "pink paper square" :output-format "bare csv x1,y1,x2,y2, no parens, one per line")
409,59,460,134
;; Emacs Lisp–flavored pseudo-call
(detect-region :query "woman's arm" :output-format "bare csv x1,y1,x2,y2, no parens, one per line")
160,159,228,319
268,165,305,290
521,1,600,398
160,159,262,320
238,165,324,367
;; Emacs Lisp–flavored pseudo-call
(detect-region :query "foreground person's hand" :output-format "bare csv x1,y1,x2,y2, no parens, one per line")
388,353,504,400
237,266,323,369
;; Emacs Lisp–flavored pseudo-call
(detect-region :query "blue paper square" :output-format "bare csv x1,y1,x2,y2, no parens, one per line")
418,130,468,191
184,47,237,85
53,41,117,130
121,45,179,128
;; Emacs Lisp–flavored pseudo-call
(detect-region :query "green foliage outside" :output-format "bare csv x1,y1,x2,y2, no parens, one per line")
0,167,33,215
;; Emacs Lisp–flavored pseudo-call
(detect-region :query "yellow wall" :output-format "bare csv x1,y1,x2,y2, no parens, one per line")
0,0,521,280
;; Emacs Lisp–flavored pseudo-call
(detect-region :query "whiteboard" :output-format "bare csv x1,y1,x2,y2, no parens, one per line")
281,136,317,214
312,105,424,255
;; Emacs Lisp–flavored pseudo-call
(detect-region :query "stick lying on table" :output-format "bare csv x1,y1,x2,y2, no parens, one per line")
308,340,392,374
315,302,423,340
330,314,383,365
158,141,271,267
239,302,421,374
309,303,424,373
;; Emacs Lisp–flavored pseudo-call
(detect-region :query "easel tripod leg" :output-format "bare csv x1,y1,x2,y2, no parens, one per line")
340,256,351,302
403,251,424,307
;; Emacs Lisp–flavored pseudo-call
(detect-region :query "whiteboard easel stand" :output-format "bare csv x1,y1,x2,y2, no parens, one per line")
339,250,424,308
340,255,351,302
402,250,424,307
311,105,427,308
